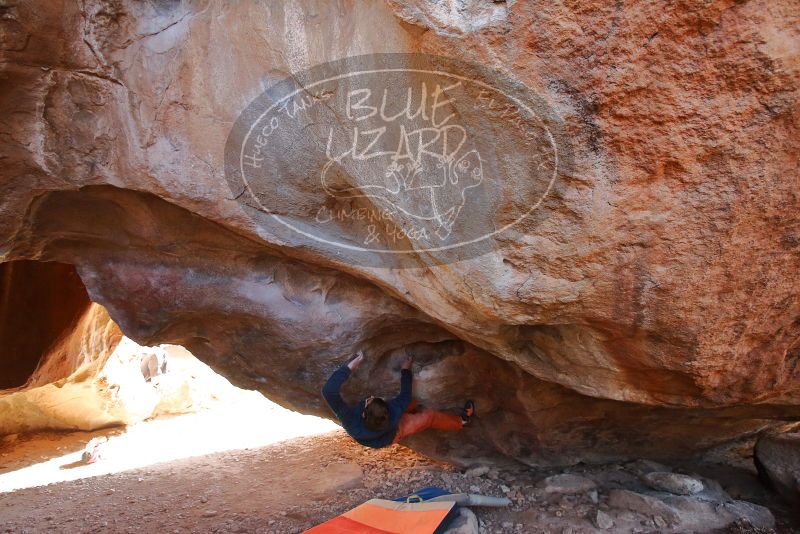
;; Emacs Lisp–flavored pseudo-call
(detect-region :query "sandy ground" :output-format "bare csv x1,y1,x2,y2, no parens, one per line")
0,350,797,534
0,426,482,534
0,346,338,494
2,424,799,534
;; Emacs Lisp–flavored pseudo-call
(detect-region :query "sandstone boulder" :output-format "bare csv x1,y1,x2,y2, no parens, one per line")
607,489,680,526
641,472,704,495
0,302,123,433
754,428,800,503
0,0,798,464
442,507,480,534
608,487,775,532
593,509,614,530
537,474,597,495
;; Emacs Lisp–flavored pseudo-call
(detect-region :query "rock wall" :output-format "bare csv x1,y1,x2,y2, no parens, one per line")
0,261,92,389
0,0,798,464
0,302,123,433
0,300,242,435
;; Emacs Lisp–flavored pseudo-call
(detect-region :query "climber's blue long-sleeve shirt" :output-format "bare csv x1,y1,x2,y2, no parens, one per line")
321,364,412,448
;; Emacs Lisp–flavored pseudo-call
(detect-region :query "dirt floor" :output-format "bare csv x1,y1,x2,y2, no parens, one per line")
0,428,465,533
1,424,798,534
0,347,797,534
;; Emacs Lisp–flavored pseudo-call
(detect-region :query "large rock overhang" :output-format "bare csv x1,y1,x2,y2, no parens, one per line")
0,0,798,464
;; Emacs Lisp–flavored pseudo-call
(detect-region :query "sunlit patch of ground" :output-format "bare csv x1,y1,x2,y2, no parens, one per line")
0,346,337,493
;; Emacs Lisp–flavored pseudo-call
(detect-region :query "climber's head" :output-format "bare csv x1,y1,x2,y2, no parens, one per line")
363,396,390,432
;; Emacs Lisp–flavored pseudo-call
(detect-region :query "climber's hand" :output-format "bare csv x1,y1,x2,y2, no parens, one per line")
402,355,413,370
348,351,365,370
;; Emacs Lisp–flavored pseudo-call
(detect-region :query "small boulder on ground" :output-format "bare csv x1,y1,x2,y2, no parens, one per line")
464,465,490,478
81,436,108,464
661,494,775,531
443,507,479,534
536,474,596,494
593,509,614,530
609,488,776,532
642,471,703,495
608,489,679,525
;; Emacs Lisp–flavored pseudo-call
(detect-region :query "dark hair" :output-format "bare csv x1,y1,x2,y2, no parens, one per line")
363,398,390,432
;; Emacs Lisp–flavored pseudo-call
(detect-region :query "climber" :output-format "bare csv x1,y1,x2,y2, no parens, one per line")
321,351,475,449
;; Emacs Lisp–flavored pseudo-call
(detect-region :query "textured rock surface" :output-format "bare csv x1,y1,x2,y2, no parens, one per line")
0,326,267,434
641,471,704,495
0,1,799,463
0,261,92,388
608,487,775,531
0,303,123,433
442,507,480,534
754,427,800,503
537,474,597,495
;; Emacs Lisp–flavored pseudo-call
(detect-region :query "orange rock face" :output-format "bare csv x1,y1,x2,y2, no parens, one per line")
0,261,92,388
0,1,798,464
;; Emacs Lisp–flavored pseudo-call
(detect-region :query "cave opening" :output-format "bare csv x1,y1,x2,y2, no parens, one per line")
0,259,338,494
0,260,92,389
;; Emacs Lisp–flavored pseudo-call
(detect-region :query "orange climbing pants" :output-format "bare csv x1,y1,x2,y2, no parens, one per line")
393,400,463,443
